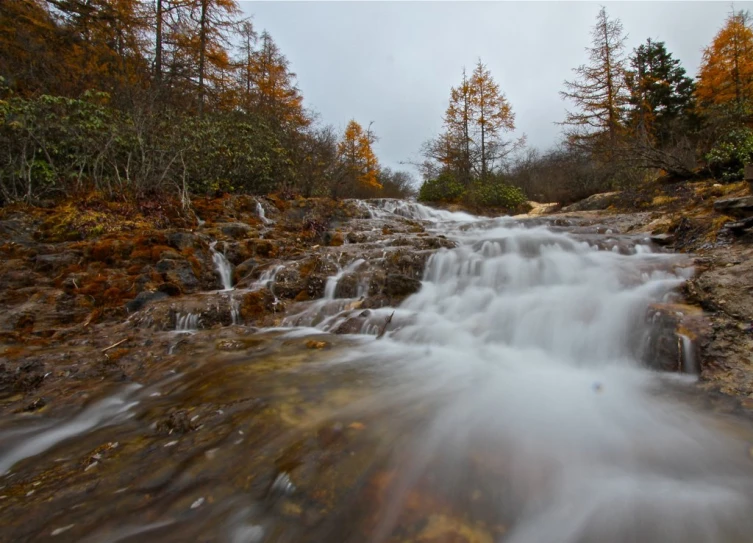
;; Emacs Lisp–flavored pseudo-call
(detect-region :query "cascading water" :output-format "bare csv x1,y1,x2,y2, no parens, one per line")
175,312,199,332
209,241,234,291
256,200,272,225
5,202,753,543
321,216,753,543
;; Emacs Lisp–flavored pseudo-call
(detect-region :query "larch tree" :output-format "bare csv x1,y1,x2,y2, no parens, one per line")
443,68,474,184
425,62,517,183
469,60,516,179
335,120,381,197
43,0,150,97
245,31,309,130
696,10,753,119
561,6,629,157
184,0,240,113
0,0,61,95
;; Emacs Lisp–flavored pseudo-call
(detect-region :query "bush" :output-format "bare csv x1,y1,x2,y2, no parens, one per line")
468,180,528,210
418,171,465,202
706,128,753,182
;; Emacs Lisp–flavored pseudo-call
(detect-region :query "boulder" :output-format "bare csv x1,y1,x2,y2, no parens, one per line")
713,196,753,218
561,191,621,212
650,233,674,246
167,231,197,251
125,290,169,313
156,258,200,292
218,222,252,239
233,257,258,284
384,274,422,298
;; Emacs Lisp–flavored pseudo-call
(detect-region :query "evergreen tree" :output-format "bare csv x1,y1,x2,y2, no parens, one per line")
626,39,696,143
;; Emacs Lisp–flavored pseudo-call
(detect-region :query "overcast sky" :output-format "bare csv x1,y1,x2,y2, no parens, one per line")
244,1,751,177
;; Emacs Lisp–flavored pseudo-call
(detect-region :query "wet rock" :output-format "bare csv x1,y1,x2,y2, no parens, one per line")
713,196,753,218
125,290,169,313
23,397,47,412
723,216,753,233
334,273,360,298
223,241,253,266
0,218,35,245
650,233,674,246
157,282,182,297
234,257,258,284
156,410,198,434
306,275,326,299
218,222,252,239
561,191,621,212
240,290,279,324
34,252,80,273
384,274,422,298
156,258,200,292
167,231,197,251
643,303,705,373
332,309,371,334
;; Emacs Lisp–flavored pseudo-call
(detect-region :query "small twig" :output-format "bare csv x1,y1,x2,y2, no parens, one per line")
376,311,395,340
102,338,128,353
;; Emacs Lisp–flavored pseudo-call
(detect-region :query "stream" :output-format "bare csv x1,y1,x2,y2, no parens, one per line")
2,202,753,542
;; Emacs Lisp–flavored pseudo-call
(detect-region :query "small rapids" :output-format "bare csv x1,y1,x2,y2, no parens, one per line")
2,200,753,542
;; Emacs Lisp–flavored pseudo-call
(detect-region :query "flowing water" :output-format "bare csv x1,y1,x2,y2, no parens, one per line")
210,241,235,291
3,202,753,542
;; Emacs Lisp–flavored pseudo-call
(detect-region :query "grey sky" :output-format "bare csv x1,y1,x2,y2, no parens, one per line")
244,1,750,176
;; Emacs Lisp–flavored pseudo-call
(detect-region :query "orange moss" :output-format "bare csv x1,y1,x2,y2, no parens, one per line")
102,287,123,305
104,348,129,361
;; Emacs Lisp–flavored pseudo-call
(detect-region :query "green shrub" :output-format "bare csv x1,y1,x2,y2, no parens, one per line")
468,180,527,210
706,128,753,182
418,171,465,202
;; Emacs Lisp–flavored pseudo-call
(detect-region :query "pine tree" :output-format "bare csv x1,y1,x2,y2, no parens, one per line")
561,7,629,157
626,39,695,143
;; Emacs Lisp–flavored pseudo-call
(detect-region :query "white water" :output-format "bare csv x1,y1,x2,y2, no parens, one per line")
323,258,366,300
256,200,272,225
356,198,477,223
320,209,753,542
175,312,198,331
209,241,234,291
0,385,140,475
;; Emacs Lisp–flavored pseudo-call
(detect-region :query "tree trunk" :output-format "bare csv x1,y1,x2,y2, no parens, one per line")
198,0,208,115
155,0,163,85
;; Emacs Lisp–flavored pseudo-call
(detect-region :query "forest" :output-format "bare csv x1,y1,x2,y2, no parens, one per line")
0,0,414,206
1,2,752,209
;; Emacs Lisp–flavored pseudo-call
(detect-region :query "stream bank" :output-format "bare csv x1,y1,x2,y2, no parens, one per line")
1,186,753,542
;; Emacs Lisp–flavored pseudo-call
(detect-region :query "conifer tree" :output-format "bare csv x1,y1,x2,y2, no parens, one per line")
561,7,629,157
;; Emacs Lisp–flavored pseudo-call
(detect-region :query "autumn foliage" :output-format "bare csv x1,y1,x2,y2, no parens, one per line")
0,0,413,204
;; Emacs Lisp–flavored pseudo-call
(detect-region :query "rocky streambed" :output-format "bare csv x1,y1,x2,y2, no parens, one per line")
1,195,753,542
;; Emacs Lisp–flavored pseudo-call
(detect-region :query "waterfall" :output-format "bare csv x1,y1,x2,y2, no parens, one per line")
680,333,698,374
256,200,272,225
209,241,233,291
355,198,477,222
323,258,366,300
175,312,198,332
317,217,753,543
